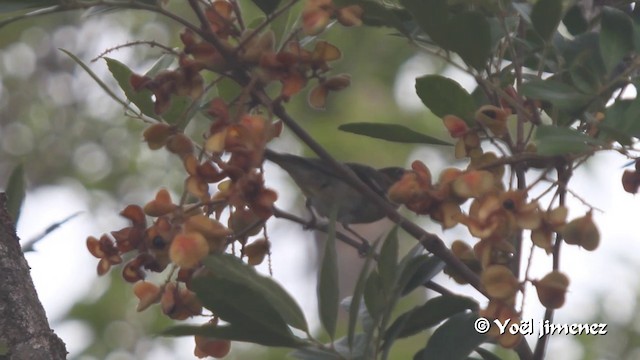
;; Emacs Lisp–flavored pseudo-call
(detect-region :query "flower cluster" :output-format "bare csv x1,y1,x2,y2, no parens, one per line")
386,101,599,348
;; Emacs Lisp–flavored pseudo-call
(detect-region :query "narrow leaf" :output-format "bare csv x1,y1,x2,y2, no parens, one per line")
191,276,293,339
200,254,308,331
384,295,478,342
318,206,339,340
145,53,175,77
378,227,398,297
531,0,563,40
347,235,380,348
5,164,25,223
400,255,445,296
339,122,451,145
415,75,476,121
363,270,383,320
600,7,634,74
419,312,486,360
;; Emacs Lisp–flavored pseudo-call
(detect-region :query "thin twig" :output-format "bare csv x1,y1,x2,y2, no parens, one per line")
91,40,178,62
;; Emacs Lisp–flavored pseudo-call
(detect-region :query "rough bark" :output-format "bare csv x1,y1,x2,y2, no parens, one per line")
0,193,67,360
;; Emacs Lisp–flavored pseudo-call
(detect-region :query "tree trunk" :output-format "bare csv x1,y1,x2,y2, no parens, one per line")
0,193,67,359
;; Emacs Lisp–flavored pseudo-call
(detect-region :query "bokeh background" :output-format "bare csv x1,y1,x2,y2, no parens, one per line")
1,2,640,359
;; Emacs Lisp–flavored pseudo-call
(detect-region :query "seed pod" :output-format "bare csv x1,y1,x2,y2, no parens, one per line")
533,271,569,309
481,265,519,300
562,211,599,251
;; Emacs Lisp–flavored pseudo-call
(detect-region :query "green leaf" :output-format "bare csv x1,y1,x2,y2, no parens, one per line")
347,236,380,348
384,295,478,343
251,0,280,15
531,0,563,40
216,77,243,103
601,95,640,142
162,95,193,127
378,227,398,297
445,11,491,70
163,323,304,348
191,276,294,340
534,125,604,155
519,79,591,112
318,207,339,340
199,254,308,332
104,57,157,118
338,122,451,146
563,5,588,36
145,53,176,77
0,0,57,13
400,254,445,296
569,53,602,94
363,270,383,320
5,164,25,223
415,75,476,121
400,0,449,46
600,7,634,74
418,312,486,360
270,0,302,47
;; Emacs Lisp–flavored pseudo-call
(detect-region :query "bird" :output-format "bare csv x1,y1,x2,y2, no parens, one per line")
264,148,405,225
